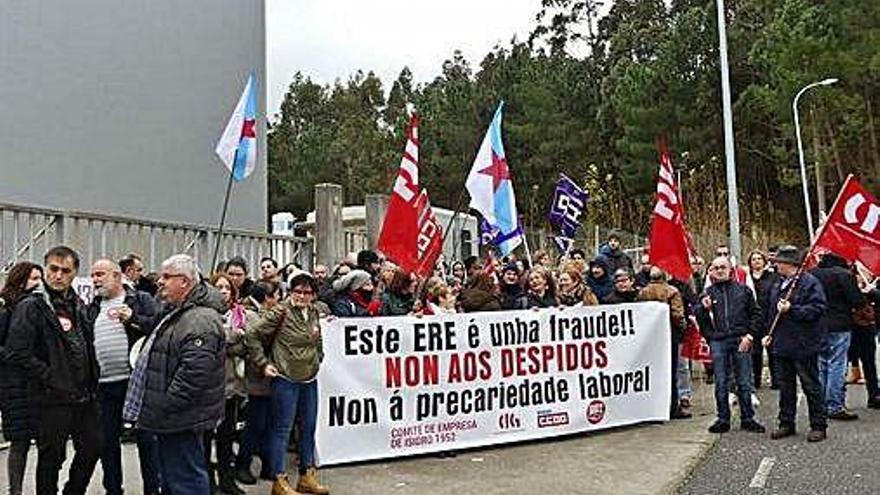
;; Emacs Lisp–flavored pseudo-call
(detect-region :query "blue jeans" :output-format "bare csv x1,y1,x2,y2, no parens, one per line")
677,344,692,400
98,380,161,494
236,394,272,470
157,431,208,495
268,378,318,476
709,337,755,423
818,331,852,413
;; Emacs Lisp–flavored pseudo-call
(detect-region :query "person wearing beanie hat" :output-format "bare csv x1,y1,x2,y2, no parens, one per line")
330,269,380,317
356,250,382,278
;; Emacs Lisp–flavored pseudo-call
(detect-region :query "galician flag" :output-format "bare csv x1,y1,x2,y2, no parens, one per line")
215,71,257,181
465,102,523,255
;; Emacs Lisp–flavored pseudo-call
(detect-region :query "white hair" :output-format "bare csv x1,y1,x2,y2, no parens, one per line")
161,254,201,283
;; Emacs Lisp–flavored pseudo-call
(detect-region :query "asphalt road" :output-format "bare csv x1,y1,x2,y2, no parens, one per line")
679,366,880,494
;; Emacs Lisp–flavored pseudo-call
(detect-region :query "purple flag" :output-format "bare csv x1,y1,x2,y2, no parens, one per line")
548,174,588,238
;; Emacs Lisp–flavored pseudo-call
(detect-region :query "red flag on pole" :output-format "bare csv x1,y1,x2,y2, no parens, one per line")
377,116,443,277
647,143,693,281
813,175,880,275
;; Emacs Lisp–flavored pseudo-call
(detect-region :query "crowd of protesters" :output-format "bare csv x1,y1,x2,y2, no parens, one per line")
0,233,878,494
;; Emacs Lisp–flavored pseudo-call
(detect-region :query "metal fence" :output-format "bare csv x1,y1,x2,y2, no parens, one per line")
0,202,313,277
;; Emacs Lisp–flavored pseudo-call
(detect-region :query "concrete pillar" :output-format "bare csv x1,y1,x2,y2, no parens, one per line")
315,183,344,268
364,194,389,250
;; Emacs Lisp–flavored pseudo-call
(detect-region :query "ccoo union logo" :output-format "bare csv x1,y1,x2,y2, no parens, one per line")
497,412,523,432
586,400,606,425
537,411,570,428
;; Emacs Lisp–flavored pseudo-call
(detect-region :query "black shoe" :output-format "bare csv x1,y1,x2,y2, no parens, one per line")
828,409,859,421
770,425,796,439
670,409,692,420
235,465,257,485
708,421,730,433
218,473,245,495
806,429,827,442
867,398,880,409
208,468,219,493
741,420,766,433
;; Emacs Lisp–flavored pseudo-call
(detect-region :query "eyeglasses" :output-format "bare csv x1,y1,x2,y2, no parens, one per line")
709,265,729,271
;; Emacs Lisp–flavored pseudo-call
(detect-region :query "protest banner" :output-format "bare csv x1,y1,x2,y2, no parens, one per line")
315,302,672,465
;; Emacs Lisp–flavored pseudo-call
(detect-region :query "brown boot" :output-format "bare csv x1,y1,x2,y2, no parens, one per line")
846,365,862,384
272,475,304,495
296,467,330,495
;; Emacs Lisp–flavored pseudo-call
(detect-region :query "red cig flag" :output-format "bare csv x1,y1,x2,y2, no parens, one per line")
377,116,443,277
647,144,693,281
813,175,880,276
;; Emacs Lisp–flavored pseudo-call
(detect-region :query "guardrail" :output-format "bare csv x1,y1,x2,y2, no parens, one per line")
0,202,313,276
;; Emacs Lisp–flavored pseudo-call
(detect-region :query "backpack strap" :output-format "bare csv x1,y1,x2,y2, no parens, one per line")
266,305,288,351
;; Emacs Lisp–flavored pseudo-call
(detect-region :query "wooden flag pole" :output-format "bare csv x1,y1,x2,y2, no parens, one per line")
764,175,852,343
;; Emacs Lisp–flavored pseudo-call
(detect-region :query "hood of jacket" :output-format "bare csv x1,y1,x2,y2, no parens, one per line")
175,282,227,316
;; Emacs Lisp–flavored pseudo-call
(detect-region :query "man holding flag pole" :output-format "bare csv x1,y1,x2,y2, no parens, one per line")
761,174,880,442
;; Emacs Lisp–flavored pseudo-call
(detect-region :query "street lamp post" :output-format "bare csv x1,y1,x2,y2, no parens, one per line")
793,78,838,241
716,0,742,261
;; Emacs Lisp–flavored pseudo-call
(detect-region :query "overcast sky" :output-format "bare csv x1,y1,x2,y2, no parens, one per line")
266,0,546,114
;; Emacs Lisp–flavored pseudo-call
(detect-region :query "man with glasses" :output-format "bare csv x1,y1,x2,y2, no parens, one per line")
696,256,765,434
6,246,102,494
123,254,226,494
603,269,639,304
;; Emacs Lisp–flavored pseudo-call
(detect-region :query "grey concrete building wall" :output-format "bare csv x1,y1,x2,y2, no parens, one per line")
0,0,267,231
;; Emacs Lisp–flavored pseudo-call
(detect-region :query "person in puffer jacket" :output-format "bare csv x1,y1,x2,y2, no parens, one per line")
124,254,226,494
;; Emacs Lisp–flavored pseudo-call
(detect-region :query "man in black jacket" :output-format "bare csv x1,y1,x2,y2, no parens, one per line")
812,253,862,420
123,254,226,495
6,246,102,495
88,259,160,495
696,256,765,434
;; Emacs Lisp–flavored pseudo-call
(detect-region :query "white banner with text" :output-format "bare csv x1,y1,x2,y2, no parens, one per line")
315,302,672,465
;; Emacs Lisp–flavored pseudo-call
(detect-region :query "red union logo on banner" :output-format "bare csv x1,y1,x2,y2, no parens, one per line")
586,400,606,425
814,175,880,276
